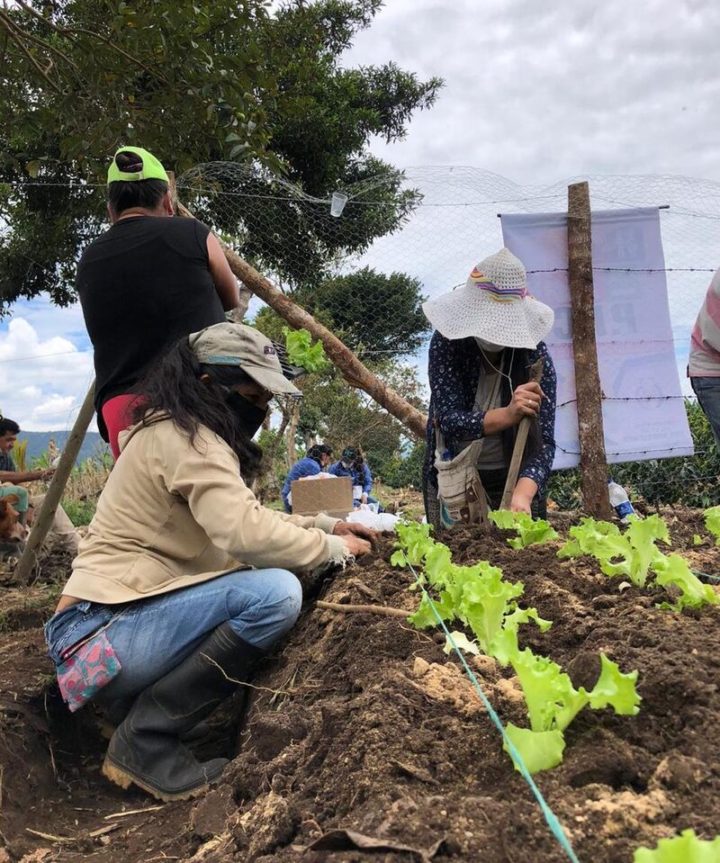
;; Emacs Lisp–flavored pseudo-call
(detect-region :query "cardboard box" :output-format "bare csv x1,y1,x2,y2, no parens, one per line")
291,476,352,519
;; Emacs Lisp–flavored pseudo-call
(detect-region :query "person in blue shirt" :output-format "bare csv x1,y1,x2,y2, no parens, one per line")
328,447,380,510
281,444,333,513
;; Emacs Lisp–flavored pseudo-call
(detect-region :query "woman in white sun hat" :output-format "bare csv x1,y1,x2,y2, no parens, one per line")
421,248,557,528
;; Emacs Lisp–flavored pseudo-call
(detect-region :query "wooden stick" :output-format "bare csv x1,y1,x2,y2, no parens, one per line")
176,201,428,440
316,600,409,618
15,382,96,584
499,358,544,510
567,182,612,519
26,828,75,843
104,806,164,820
88,824,121,838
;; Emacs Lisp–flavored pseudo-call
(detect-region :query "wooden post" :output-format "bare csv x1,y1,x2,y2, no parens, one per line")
176,202,428,440
15,383,96,584
567,182,612,519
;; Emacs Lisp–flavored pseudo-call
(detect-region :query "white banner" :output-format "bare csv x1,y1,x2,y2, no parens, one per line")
501,207,693,470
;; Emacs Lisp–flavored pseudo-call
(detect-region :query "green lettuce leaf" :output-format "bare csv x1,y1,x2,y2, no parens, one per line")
489,510,559,548
449,564,524,651
587,654,641,716
651,554,719,611
283,327,329,372
558,515,669,587
511,649,587,732
408,591,455,630
704,506,720,546
503,723,566,774
634,829,720,862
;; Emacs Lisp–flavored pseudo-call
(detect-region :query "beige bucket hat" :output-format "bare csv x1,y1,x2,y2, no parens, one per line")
188,322,301,395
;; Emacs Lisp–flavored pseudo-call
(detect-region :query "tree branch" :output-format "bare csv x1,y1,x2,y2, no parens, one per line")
12,0,169,85
62,26,170,84
13,0,66,36
3,11,79,73
0,10,62,93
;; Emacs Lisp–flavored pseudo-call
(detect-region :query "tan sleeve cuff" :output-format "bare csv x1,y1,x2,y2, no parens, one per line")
314,514,341,534
325,534,349,565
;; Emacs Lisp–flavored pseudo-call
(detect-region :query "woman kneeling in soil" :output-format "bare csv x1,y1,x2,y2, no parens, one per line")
44,322,373,801
422,248,558,528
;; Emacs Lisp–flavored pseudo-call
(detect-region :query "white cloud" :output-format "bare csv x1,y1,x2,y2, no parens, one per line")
343,0,720,184
4,0,719,431
0,318,94,431
31,395,77,420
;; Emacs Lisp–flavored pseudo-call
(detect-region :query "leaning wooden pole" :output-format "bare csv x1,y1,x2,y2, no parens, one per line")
15,383,96,584
176,203,428,440
567,182,612,519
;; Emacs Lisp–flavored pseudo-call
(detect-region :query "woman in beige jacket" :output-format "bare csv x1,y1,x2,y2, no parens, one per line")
44,323,373,802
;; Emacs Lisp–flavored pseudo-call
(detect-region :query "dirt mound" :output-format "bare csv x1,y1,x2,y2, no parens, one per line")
1,511,720,862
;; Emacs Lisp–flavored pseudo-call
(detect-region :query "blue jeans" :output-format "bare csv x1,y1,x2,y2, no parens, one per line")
691,376,720,449
44,569,302,705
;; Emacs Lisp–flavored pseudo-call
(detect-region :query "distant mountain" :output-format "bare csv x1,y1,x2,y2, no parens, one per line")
18,431,109,466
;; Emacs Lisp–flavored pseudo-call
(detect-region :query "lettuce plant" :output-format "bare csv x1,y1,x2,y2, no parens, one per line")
634,829,720,862
393,520,640,775
651,554,718,612
558,515,669,587
392,521,550,654
495,628,640,773
489,510,559,548
559,515,717,611
705,506,720,546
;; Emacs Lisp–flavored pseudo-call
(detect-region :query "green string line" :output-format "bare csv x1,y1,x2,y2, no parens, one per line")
406,562,582,863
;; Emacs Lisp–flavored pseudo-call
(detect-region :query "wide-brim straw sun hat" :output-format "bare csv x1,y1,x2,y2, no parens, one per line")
422,248,554,349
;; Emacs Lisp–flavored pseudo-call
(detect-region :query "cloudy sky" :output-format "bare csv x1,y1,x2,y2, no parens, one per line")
3,0,719,430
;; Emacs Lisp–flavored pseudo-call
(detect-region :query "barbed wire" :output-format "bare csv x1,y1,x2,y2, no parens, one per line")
527,267,716,274
556,443,699,457
4,167,720,485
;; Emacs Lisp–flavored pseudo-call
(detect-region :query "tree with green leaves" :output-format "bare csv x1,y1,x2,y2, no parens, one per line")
295,267,430,356
255,266,430,357
0,0,442,307
273,358,427,494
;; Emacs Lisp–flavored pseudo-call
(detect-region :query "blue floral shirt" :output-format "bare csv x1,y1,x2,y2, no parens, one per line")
425,333,557,494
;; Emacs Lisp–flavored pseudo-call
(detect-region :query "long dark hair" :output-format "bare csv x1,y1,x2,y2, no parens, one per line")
130,338,263,481
108,151,168,216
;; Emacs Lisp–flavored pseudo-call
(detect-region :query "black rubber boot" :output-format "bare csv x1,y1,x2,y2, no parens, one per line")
102,622,263,801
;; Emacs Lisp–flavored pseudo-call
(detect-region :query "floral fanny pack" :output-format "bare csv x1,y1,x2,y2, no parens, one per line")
56,624,122,713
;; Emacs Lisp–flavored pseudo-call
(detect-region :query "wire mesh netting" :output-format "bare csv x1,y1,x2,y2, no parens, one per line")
3,166,720,501
176,164,720,362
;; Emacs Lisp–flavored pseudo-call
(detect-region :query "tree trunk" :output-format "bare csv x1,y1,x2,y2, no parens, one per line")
286,401,300,467
177,203,428,440
567,182,613,520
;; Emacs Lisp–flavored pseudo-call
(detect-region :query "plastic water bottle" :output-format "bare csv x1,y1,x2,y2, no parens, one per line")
608,479,635,524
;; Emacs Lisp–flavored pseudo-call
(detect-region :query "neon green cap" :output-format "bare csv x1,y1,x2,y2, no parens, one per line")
107,146,169,185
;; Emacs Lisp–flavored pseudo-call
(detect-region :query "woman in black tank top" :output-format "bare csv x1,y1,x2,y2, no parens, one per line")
77,147,240,456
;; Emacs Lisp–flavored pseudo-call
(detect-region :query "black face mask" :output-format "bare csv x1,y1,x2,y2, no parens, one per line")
225,391,268,439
